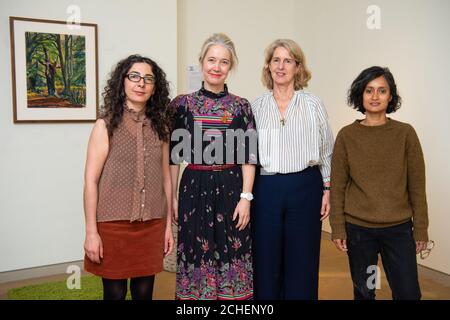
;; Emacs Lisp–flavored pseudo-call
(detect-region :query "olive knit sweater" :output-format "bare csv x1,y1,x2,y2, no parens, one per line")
330,119,429,241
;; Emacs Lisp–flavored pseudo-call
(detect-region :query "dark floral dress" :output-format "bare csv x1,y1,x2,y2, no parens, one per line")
170,84,257,300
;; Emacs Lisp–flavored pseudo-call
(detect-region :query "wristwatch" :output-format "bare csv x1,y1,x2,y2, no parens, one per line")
240,192,254,201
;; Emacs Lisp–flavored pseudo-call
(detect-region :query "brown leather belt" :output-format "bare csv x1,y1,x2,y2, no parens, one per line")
186,164,236,171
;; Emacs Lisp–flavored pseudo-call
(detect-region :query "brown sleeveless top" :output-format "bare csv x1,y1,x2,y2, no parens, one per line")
96,107,167,222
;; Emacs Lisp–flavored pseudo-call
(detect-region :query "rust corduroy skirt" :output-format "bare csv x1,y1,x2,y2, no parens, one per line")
84,219,165,279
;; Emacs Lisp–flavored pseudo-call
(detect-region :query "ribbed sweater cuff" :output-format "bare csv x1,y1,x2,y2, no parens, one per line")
413,228,429,242
331,224,347,240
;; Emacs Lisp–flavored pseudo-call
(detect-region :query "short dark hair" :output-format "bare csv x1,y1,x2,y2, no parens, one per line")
347,66,401,114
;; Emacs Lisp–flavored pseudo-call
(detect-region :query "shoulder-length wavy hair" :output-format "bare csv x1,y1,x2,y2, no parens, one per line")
261,39,311,91
101,54,173,141
347,66,401,114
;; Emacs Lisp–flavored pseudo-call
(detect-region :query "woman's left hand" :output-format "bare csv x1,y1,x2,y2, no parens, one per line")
164,224,174,257
320,190,330,221
233,199,251,231
416,241,427,254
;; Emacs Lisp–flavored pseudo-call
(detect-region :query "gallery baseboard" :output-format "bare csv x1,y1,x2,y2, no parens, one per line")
0,260,85,284
0,260,176,284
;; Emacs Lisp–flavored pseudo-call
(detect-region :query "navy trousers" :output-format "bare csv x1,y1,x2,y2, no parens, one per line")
251,166,323,300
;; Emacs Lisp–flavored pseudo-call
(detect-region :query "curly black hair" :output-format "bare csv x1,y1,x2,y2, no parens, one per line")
347,66,402,114
101,54,173,142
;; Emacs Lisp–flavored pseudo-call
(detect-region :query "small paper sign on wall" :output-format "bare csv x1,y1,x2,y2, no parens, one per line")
187,65,202,93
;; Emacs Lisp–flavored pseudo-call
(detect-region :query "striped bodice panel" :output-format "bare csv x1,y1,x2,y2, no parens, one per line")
194,113,234,138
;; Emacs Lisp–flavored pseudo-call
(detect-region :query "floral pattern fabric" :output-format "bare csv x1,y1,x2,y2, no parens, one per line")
170,85,255,300
170,85,257,166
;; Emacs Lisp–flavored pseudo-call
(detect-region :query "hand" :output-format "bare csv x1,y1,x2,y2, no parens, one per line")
333,239,348,252
172,197,178,226
232,199,251,231
416,241,427,254
84,232,103,264
164,224,174,257
320,190,330,221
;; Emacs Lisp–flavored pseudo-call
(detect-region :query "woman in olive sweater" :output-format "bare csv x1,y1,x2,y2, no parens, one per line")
330,66,429,300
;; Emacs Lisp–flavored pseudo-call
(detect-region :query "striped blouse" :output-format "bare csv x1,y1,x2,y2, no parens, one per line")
251,90,334,182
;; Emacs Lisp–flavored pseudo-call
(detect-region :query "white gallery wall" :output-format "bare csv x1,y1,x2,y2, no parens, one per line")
0,0,177,273
177,0,297,98
291,0,450,275
177,0,450,275
1,0,449,278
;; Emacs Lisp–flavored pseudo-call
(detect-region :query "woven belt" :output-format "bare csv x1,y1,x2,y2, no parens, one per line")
186,164,236,171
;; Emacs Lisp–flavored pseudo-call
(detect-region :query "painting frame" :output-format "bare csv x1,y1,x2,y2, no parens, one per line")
9,16,99,123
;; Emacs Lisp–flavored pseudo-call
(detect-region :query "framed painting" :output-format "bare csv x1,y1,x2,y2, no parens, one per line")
9,16,99,123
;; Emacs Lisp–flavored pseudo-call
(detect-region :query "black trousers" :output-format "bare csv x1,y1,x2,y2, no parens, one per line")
346,220,421,300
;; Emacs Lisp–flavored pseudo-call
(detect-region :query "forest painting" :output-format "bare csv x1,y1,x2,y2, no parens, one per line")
10,17,98,122
26,32,86,109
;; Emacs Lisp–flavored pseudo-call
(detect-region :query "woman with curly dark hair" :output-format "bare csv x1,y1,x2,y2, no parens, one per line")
83,55,174,300
330,66,429,300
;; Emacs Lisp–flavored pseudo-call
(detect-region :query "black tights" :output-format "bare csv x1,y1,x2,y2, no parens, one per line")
102,276,155,300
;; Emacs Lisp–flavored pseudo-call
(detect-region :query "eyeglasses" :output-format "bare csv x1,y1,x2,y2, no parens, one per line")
419,240,435,260
126,73,155,85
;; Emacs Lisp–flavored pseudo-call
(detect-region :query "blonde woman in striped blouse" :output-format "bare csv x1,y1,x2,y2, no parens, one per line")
251,39,334,300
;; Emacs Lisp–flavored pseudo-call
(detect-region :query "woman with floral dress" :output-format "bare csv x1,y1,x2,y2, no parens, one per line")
169,33,257,300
